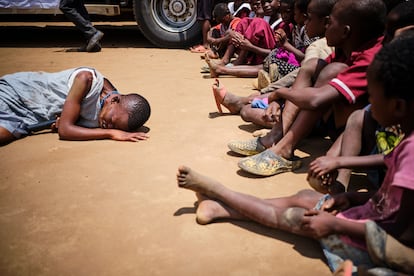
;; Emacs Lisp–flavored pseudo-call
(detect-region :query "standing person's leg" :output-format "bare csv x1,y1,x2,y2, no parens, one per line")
201,19,211,50
59,0,103,51
190,0,214,52
177,165,322,235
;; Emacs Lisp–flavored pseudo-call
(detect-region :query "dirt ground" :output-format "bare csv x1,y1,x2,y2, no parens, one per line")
0,21,333,275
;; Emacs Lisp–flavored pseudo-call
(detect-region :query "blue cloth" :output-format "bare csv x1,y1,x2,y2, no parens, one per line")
251,99,269,109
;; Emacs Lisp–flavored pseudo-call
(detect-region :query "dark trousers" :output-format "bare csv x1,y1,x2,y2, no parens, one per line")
59,0,97,39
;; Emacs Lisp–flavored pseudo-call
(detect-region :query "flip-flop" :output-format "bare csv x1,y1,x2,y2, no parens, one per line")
227,137,266,156
190,45,207,53
212,79,226,113
238,149,301,176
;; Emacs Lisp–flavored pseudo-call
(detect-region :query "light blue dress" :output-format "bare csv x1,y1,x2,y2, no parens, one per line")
0,67,104,138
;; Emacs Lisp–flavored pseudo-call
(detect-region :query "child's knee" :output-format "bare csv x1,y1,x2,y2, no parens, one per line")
240,105,252,122
280,207,306,229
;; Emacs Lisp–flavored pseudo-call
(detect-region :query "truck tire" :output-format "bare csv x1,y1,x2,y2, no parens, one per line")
133,0,201,48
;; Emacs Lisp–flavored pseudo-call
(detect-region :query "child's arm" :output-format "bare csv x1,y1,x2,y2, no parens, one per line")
281,40,305,62
302,210,366,239
308,154,385,179
305,188,414,240
232,32,272,56
58,71,149,142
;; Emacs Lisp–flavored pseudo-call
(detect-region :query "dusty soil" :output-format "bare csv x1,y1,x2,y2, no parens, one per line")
0,21,333,275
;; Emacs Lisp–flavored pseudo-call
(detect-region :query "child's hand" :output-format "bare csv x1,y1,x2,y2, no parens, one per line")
263,102,281,123
110,130,150,142
301,210,336,238
308,156,340,179
51,117,60,132
321,194,351,215
274,29,287,45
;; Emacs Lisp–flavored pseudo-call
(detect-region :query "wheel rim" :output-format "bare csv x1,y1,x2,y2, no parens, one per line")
150,0,197,32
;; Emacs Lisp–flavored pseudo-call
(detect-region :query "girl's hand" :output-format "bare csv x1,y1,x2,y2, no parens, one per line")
274,29,287,45
301,210,336,238
110,130,150,142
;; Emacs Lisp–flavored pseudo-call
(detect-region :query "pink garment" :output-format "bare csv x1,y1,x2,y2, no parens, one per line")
336,132,414,249
235,17,276,65
275,48,300,66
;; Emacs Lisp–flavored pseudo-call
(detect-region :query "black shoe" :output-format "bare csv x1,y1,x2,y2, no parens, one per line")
86,30,104,52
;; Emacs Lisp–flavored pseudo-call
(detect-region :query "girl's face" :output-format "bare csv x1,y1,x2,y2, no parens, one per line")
294,3,307,26
304,0,327,38
261,0,274,16
280,2,294,23
250,0,262,12
367,62,397,127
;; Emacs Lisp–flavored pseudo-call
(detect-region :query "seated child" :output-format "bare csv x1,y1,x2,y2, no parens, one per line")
228,0,251,18
177,32,414,274
307,0,414,194
207,3,242,59
262,0,317,83
0,67,151,145
228,0,386,177
213,0,279,67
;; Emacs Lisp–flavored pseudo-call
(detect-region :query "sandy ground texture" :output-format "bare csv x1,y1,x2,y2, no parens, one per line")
0,22,334,275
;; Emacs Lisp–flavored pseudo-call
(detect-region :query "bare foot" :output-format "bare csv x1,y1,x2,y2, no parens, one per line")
212,79,254,114
195,193,222,224
177,166,222,197
205,53,225,78
195,193,245,224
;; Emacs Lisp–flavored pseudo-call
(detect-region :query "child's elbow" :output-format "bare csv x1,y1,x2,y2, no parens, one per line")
58,127,72,140
307,99,322,110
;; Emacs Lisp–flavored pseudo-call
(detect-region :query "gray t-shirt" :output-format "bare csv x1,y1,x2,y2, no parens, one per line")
0,67,104,137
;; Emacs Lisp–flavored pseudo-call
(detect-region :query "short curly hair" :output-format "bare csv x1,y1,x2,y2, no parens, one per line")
121,94,151,131
371,30,414,101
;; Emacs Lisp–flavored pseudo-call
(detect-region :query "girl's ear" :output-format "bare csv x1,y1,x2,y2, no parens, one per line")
394,98,407,119
343,25,351,37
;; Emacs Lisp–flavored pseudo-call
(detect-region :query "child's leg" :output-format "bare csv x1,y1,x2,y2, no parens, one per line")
239,104,276,128
337,109,378,190
211,64,263,78
221,44,236,65
177,165,322,234
211,80,259,114
336,109,366,188
232,49,248,66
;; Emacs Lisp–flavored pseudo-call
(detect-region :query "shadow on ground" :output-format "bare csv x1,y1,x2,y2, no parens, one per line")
0,23,155,48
